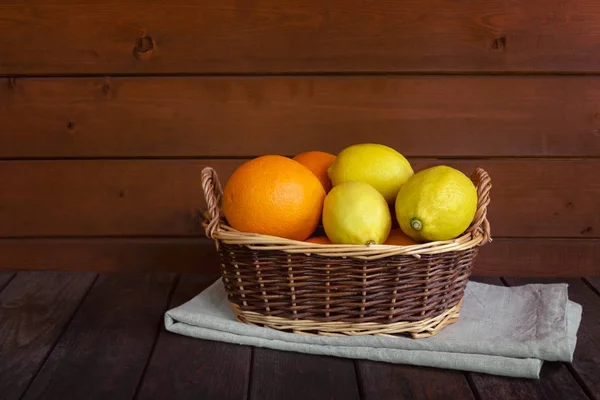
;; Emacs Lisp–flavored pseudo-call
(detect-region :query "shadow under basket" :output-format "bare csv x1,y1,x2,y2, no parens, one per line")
201,167,492,339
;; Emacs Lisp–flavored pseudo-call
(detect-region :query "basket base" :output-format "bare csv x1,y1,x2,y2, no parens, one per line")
230,300,462,339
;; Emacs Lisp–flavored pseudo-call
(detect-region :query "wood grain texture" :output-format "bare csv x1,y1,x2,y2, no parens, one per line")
470,363,588,400
2,76,600,158
0,238,599,276
505,277,600,400
0,238,220,272
2,1,600,74
136,274,252,400
0,272,594,400
21,273,176,400
357,362,475,400
250,349,360,400
1,159,599,238
0,271,96,400
0,160,231,237
475,239,600,277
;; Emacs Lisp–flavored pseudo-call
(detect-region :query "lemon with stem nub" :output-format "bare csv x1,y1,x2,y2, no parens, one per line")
323,181,391,245
395,166,478,242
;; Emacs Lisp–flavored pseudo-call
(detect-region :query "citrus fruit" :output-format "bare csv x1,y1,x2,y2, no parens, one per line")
322,181,391,245
327,143,413,203
222,155,326,241
384,229,417,246
293,151,337,192
395,165,478,242
305,236,332,244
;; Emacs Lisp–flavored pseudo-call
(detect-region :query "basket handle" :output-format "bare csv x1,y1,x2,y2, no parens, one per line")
467,167,492,244
201,167,224,239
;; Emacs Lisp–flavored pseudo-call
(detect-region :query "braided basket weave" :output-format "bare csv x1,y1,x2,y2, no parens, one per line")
202,166,492,338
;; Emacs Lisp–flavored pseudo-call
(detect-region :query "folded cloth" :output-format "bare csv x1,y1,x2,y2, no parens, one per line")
165,279,582,379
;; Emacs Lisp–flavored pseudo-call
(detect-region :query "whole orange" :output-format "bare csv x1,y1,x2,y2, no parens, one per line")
292,151,337,192
384,229,417,246
222,155,326,241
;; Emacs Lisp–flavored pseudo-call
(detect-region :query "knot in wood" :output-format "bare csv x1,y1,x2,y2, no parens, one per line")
491,36,506,51
133,36,156,60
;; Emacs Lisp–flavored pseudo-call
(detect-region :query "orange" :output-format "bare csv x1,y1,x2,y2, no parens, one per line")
292,151,337,192
305,236,332,244
222,155,326,241
384,229,417,246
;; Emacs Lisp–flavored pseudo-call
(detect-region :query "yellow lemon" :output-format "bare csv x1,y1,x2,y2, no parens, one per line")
395,166,477,242
327,144,413,203
323,181,391,245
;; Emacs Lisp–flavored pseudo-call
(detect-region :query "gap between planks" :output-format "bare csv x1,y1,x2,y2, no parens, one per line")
132,274,182,400
18,273,100,398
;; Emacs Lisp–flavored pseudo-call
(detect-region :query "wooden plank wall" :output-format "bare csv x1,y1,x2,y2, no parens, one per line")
0,0,598,276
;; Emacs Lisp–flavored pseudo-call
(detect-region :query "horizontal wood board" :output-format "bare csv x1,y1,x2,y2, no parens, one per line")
0,238,598,276
2,1,600,74
1,159,599,238
2,76,600,158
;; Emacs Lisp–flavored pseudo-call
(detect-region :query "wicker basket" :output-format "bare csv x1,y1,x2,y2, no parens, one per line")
201,166,492,338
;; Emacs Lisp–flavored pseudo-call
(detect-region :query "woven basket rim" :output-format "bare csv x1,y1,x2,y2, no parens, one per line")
201,166,492,260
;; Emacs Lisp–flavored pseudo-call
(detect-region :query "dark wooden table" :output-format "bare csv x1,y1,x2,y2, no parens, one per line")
0,271,598,400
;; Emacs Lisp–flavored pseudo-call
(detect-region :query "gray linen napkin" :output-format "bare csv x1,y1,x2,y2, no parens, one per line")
165,279,582,379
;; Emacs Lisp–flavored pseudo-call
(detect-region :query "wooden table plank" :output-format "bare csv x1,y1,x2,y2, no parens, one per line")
0,271,15,292
21,273,176,400
0,271,96,400
136,275,252,400
250,349,360,400
357,362,475,400
0,272,595,400
471,363,589,400
586,277,600,293
506,277,600,400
